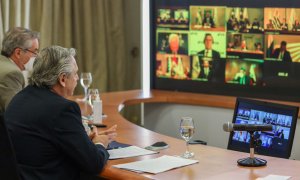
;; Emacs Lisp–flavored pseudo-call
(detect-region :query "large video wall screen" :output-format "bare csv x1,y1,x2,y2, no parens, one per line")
152,0,300,102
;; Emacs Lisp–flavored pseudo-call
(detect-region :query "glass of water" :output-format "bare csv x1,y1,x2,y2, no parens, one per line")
80,72,92,101
179,117,195,158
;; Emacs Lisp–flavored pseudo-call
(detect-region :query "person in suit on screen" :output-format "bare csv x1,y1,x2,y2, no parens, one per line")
165,33,187,55
5,46,117,180
271,41,292,62
266,19,274,29
202,11,215,28
251,18,260,30
197,33,221,60
292,19,300,31
196,33,220,79
164,33,188,79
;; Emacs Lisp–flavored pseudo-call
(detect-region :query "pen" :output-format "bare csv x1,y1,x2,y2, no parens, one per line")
93,123,107,128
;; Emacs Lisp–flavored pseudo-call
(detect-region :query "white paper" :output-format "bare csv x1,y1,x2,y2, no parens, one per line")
108,146,158,159
113,155,199,174
256,175,291,180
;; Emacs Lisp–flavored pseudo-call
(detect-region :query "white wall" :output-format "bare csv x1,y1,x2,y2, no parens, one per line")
124,0,141,90
144,103,300,160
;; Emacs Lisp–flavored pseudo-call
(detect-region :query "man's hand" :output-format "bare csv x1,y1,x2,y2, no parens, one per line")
88,126,109,147
89,125,117,148
99,125,117,143
88,125,98,139
92,135,109,148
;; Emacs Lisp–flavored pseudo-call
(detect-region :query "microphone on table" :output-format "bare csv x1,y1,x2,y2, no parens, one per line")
223,122,273,132
223,122,272,167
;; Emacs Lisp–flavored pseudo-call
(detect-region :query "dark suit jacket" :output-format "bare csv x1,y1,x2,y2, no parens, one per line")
0,113,20,180
5,85,109,180
202,17,215,28
235,75,251,85
271,48,292,62
197,50,221,79
198,49,220,60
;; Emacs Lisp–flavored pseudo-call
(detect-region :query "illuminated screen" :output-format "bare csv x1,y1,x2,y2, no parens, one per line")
152,0,300,102
227,98,299,159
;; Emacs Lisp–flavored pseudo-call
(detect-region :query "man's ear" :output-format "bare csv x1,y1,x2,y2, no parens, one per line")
58,73,67,87
13,48,22,59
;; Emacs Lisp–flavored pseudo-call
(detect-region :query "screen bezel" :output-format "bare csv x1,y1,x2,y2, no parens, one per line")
151,0,300,102
227,97,299,159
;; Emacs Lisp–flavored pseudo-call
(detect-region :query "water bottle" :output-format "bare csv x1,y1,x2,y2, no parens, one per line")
82,120,91,135
92,94,102,124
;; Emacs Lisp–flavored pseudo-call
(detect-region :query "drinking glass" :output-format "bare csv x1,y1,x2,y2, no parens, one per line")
179,117,195,158
80,72,92,101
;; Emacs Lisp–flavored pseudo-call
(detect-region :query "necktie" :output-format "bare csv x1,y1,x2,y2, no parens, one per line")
204,67,209,77
280,52,284,60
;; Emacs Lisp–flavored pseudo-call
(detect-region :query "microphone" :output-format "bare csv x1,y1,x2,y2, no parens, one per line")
223,122,273,132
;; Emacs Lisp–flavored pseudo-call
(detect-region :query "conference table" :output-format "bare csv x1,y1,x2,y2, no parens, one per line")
73,90,300,180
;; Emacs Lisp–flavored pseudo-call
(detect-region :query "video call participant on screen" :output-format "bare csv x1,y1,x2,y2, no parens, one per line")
165,33,187,55
202,11,215,28
233,67,251,85
164,34,188,79
292,19,300,31
240,40,247,51
227,15,239,31
266,19,274,29
255,42,263,53
275,128,285,139
239,16,250,32
177,11,187,24
196,33,220,79
0,27,39,113
271,41,292,62
251,18,260,30
158,11,171,24
5,46,115,180
198,33,221,60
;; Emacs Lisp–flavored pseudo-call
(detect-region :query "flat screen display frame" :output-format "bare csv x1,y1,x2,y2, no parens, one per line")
227,98,299,159
150,0,300,102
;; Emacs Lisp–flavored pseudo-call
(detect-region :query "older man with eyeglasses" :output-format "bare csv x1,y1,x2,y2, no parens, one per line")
0,27,39,113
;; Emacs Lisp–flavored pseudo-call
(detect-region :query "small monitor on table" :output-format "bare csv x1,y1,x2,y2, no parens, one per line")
227,98,299,159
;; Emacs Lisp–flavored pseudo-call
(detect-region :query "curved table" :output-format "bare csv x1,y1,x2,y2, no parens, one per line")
75,90,300,180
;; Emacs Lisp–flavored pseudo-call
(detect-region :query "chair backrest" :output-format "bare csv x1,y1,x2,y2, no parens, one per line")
0,113,20,180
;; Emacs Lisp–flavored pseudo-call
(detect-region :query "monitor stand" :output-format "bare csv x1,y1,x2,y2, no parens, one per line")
237,131,267,167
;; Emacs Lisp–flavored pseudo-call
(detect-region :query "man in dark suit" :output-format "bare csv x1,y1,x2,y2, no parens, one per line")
196,33,220,79
271,41,292,62
251,18,260,29
5,46,115,180
202,11,215,28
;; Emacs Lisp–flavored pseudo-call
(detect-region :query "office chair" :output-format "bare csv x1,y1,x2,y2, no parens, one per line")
0,113,20,180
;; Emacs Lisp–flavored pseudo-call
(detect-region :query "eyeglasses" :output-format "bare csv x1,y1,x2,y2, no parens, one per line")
23,49,39,56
